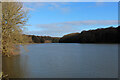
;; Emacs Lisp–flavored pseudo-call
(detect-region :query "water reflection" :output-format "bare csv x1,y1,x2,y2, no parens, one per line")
2,55,29,78
0,53,2,76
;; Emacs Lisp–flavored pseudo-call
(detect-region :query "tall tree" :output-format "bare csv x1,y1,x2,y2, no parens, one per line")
2,1,29,56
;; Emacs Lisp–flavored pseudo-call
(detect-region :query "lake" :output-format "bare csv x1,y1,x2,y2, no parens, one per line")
2,43,118,78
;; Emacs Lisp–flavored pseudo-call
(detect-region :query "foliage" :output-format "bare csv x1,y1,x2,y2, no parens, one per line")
26,35,60,43
59,26,119,43
0,72,2,79
2,1,29,56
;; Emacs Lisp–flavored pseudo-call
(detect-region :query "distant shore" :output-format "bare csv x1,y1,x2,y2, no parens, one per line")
23,26,119,44
59,26,119,43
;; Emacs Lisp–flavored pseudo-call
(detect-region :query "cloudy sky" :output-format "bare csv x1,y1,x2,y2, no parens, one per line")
23,2,118,37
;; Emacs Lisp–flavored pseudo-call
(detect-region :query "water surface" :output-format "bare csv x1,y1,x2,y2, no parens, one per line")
3,43,118,78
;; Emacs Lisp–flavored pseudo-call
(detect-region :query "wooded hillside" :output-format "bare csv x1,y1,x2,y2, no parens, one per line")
59,26,119,43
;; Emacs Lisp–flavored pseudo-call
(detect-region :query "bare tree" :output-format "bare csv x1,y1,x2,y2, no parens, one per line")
2,1,29,56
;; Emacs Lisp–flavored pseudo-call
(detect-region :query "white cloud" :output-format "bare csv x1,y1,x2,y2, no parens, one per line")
62,20,118,25
23,2,46,11
24,7,35,11
23,2,70,12
35,20,118,28
25,20,118,37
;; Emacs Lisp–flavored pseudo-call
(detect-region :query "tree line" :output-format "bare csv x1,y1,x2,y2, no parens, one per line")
59,26,119,43
25,35,60,43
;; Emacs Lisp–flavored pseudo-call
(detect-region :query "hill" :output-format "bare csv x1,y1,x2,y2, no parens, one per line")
59,26,119,43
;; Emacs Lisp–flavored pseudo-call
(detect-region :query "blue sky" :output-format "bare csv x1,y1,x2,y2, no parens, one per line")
23,2,118,37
